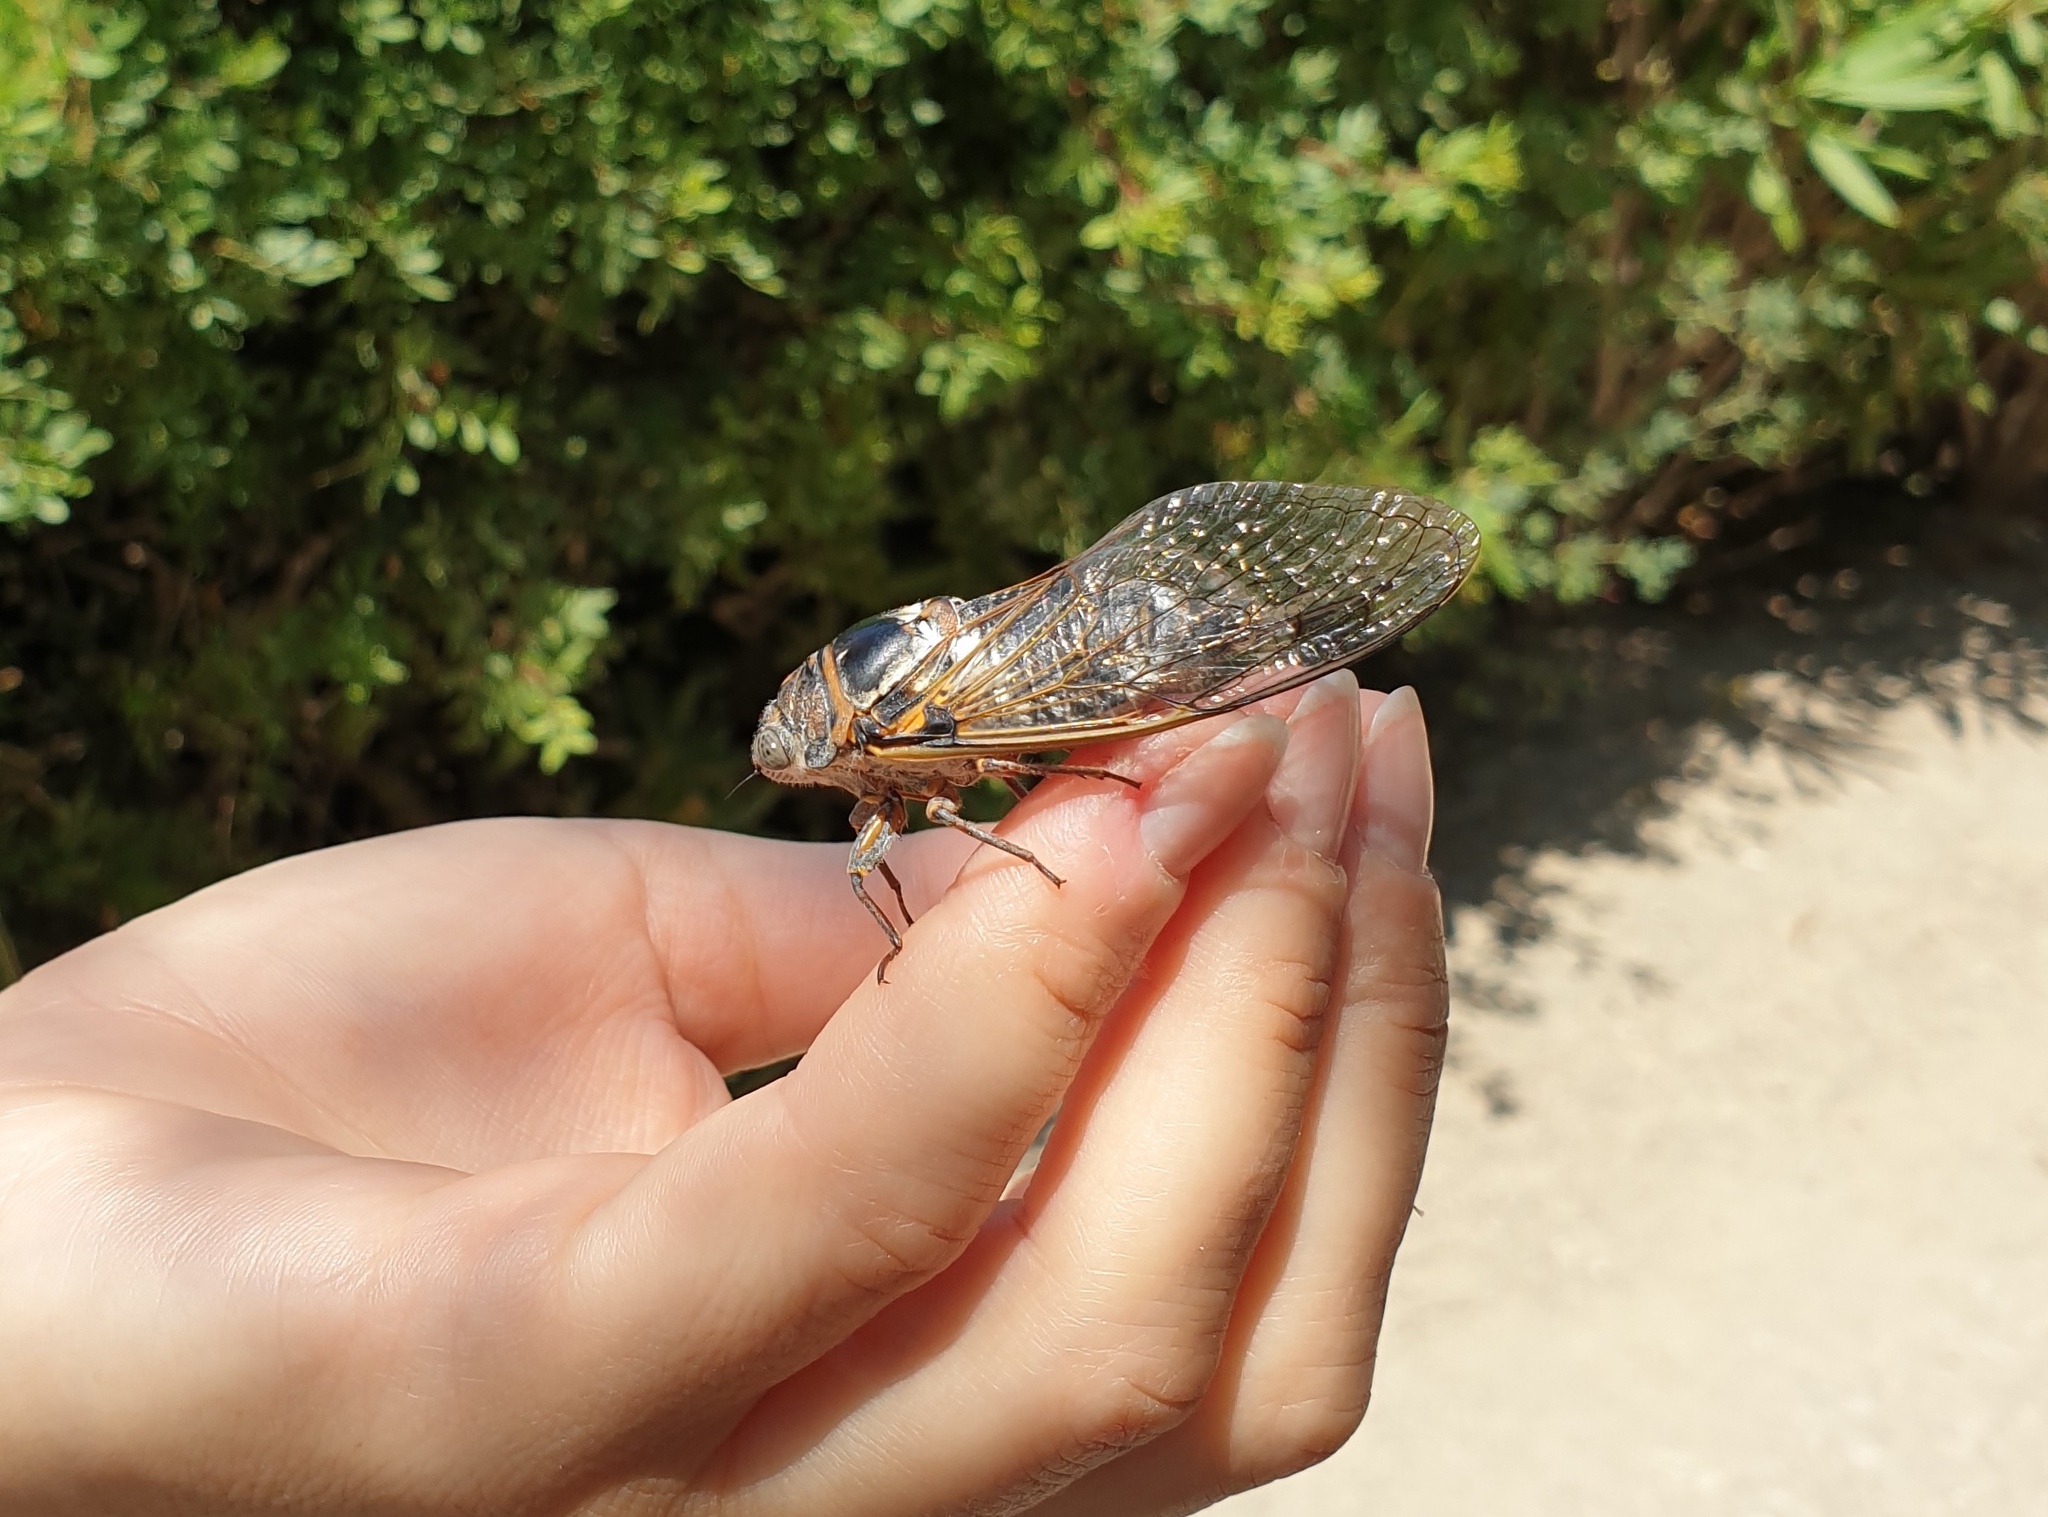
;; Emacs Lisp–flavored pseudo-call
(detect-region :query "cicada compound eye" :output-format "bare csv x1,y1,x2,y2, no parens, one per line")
751,719,801,773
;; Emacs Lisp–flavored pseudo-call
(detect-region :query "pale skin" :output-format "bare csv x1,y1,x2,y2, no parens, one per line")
0,671,1449,1517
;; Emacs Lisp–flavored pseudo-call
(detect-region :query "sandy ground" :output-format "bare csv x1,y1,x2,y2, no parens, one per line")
1216,600,2048,1514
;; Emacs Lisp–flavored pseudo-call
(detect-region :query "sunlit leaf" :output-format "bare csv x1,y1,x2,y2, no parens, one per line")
1983,297,2024,334
1862,141,1932,179
1802,67,1980,112
2011,10,2046,67
1978,53,2034,138
1747,154,1805,249
1800,6,1981,114
234,227,356,285
218,32,290,89
1807,134,1901,227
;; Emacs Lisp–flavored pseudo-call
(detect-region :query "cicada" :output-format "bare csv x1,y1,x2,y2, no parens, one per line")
751,480,1480,975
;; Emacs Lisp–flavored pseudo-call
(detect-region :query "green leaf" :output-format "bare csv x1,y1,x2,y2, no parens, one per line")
219,33,290,90
1288,48,1341,103
1616,536,1693,602
233,227,356,286
1803,67,1980,112
1862,141,1931,179
66,46,121,80
1806,135,1900,227
478,588,616,773
2001,170,2048,255
1978,53,2034,138
2011,10,2047,67
1418,117,1523,198
849,309,909,370
1747,155,1804,249
1800,5,1982,114
1984,297,2024,334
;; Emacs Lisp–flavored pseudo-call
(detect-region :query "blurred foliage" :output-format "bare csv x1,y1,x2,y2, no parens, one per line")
1,0,2045,961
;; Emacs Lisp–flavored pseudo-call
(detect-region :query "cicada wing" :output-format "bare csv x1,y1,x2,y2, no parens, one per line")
906,481,1479,750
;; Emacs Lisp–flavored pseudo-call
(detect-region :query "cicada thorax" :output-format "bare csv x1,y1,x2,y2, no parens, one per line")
819,596,971,752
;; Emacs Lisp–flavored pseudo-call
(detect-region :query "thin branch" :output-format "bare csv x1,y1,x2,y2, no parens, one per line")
308,453,373,491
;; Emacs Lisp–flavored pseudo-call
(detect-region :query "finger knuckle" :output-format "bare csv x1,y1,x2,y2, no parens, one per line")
832,1210,973,1299
1229,1351,1378,1488
1251,947,1337,1056
784,1105,987,1296
1349,880,1451,1036
1356,937,1452,1004
1395,1016,1450,1102
1009,917,1136,1051
1066,1352,1209,1462
1351,948,1451,1102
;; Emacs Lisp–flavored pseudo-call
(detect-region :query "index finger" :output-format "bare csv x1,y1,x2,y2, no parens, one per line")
605,822,979,1073
561,712,1289,1407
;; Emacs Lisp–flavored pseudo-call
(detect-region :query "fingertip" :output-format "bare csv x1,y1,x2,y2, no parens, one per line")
1360,686,1433,872
1267,672,1362,859
1364,683,1418,748
1138,714,1291,878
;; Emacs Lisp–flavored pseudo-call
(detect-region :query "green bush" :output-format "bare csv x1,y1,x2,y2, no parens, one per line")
2,0,2044,964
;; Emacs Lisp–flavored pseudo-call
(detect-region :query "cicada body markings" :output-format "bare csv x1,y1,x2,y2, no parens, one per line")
751,480,1481,978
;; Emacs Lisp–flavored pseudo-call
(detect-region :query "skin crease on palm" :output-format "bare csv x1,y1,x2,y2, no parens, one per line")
0,670,1449,1517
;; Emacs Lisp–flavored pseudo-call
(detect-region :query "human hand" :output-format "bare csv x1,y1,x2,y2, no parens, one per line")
0,671,1448,1516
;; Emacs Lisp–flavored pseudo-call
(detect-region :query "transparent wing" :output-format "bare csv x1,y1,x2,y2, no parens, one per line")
884,480,1479,751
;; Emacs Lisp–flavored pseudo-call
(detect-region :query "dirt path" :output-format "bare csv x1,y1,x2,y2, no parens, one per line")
1218,678,2048,1516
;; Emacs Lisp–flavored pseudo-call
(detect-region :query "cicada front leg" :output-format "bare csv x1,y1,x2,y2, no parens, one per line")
924,792,1065,888
848,794,912,981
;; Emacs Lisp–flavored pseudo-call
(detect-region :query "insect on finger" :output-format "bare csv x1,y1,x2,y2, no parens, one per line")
746,481,1480,965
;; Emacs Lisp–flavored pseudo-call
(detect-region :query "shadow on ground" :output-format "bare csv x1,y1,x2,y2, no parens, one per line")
1401,484,2048,990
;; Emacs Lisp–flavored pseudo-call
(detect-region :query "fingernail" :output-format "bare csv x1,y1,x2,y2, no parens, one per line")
1139,715,1289,878
1266,672,1360,859
1363,686,1432,870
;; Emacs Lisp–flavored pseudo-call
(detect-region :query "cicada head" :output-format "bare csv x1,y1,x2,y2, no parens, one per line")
753,598,970,794
751,655,841,788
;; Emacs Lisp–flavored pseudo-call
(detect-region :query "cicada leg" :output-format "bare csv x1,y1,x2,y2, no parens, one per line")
924,793,1064,887
975,757,1142,790
876,859,913,926
848,796,911,982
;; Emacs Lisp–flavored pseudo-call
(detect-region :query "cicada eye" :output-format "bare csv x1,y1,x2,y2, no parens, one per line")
751,720,800,773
